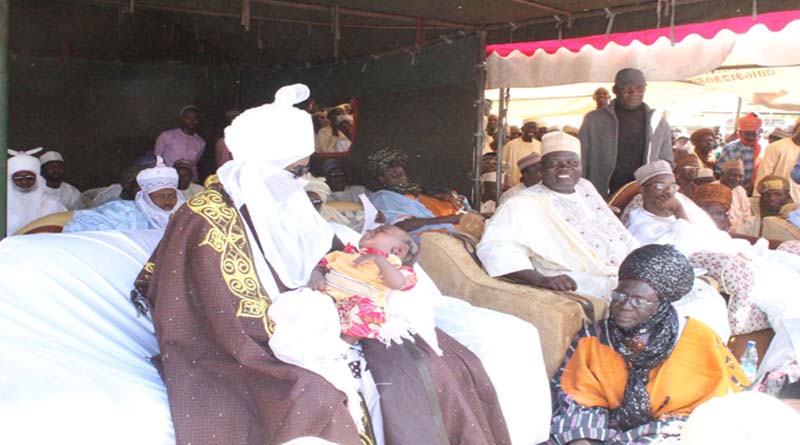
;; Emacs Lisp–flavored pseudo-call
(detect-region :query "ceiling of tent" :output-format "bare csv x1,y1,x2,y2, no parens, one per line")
30,0,798,66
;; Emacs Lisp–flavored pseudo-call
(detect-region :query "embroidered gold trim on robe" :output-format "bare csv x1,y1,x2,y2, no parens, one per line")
188,189,274,335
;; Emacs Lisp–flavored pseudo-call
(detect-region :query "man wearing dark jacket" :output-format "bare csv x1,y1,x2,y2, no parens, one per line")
579,68,673,198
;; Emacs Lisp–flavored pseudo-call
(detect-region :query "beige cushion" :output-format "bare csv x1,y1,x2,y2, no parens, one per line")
13,211,74,235
326,200,363,212
419,232,607,378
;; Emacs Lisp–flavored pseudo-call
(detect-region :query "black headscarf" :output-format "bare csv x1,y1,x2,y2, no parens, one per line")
609,244,694,431
366,148,423,195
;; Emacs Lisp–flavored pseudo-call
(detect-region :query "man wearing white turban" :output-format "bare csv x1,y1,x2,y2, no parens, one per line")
6,148,67,235
132,84,510,445
64,158,183,233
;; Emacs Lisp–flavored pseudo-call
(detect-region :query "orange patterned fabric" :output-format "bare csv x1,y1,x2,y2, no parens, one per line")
560,318,748,419
414,194,460,217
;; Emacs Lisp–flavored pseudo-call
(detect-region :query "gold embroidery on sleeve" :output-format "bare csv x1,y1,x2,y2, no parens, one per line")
188,189,274,335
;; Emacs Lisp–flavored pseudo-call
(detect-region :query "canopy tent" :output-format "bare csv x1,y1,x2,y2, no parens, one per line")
480,10,800,204
486,10,800,89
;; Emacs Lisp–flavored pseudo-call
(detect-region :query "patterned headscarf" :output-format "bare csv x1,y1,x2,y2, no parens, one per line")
366,148,408,179
618,244,695,302
366,148,423,196
694,183,733,212
609,244,692,431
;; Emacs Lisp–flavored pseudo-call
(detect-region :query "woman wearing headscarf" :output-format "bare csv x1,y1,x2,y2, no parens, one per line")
546,244,748,445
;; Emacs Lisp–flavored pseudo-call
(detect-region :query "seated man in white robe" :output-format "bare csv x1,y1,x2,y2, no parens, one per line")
39,151,81,211
625,160,800,379
478,131,639,299
64,159,185,233
626,160,800,268
478,133,731,339
6,148,67,234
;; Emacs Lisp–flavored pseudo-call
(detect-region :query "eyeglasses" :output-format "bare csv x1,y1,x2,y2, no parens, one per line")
12,174,36,181
610,290,657,309
309,198,323,206
645,182,679,193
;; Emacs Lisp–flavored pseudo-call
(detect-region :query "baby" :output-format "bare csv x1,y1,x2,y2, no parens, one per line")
320,224,419,343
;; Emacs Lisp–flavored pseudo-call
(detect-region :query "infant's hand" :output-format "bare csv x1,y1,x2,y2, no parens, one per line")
306,267,327,291
353,254,381,266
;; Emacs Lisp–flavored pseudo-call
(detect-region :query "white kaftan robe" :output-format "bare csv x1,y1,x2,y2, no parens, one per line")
478,178,638,301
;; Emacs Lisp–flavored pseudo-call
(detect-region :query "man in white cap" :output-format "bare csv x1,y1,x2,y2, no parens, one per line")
6,148,67,234
132,84,510,445
153,104,205,181
64,158,184,233
39,150,81,210
480,138,732,340
579,67,673,198
500,118,541,187
479,132,638,299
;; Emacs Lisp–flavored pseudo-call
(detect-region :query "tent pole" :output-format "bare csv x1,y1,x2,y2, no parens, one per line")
472,31,487,210
0,0,8,238
734,96,743,134
495,88,508,204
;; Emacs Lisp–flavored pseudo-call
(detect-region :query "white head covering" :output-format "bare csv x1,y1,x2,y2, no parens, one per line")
541,131,581,157
304,176,331,203
7,148,66,234
697,167,714,179
39,151,64,165
8,148,43,176
136,156,179,193
217,83,333,289
634,160,674,185
134,157,184,230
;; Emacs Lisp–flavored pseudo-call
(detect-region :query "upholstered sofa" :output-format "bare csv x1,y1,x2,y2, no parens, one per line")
418,231,607,378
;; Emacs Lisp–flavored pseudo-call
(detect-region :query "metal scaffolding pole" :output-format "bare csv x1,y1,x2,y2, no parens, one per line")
0,0,8,238
472,31,487,210
494,88,509,204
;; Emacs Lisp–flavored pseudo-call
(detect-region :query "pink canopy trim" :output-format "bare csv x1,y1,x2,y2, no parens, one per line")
487,10,800,57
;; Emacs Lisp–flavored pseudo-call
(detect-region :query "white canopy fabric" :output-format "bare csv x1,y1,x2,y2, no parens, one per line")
486,10,800,90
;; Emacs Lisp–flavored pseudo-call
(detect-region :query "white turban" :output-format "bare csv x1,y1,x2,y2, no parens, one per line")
39,151,64,165
134,156,184,230
217,84,334,290
8,148,43,175
136,157,179,193
224,84,314,167
7,147,68,234
304,176,332,203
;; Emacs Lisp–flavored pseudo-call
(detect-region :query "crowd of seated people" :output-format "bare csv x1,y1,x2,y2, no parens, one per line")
5,71,800,444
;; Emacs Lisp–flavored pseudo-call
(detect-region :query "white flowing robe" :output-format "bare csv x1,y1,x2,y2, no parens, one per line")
44,182,81,211
478,179,638,301
625,193,800,374
7,177,67,234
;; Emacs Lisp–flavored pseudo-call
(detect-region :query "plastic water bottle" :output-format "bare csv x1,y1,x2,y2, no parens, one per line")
740,340,759,383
